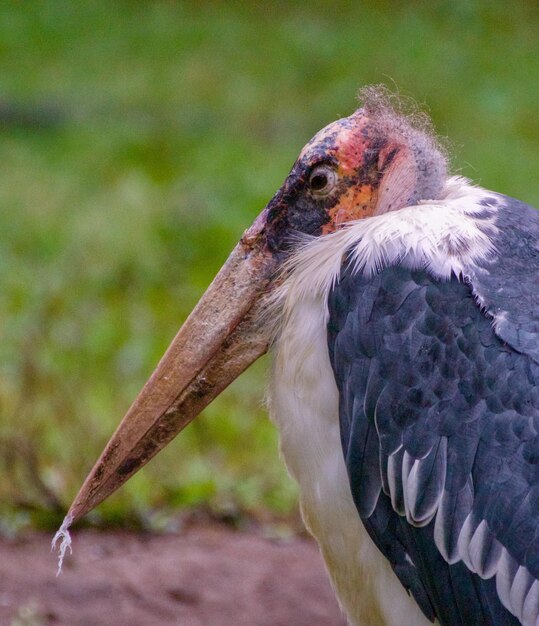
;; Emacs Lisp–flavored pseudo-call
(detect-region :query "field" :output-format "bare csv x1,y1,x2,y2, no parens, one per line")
1,1,538,534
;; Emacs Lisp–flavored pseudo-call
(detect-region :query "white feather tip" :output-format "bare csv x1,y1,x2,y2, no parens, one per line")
51,513,74,576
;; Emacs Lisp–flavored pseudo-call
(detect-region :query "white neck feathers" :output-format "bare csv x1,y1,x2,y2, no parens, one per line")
273,177,499,325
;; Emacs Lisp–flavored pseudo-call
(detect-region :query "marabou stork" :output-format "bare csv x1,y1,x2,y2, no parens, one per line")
55,87,539,626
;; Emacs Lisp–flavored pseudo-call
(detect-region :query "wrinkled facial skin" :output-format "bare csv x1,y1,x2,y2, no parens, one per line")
264,110,391,252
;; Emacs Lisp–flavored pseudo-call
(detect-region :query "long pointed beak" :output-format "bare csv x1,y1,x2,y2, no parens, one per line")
65,208,279,525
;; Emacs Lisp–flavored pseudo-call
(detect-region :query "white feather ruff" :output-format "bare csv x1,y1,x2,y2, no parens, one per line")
277,176,498,317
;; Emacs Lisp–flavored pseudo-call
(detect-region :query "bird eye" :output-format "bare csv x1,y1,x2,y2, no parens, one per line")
308,165,337,196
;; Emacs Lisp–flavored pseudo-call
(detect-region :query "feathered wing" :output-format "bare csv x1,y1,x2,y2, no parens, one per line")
327,196,539,625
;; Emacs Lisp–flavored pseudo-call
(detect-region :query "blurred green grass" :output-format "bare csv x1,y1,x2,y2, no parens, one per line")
0,1,538,531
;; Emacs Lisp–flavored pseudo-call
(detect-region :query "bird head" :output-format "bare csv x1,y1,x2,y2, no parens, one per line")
61,89,447,526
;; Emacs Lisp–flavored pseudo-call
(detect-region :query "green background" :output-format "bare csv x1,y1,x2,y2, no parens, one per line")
1,1,538,532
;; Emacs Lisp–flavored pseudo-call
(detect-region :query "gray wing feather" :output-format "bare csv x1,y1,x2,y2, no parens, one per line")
328,259,539,624
469,195,539,364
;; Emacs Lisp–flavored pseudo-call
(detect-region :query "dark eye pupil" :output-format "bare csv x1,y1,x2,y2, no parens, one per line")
310,173,328,190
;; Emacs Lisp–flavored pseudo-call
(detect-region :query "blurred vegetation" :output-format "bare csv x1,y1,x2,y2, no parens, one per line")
0,1,538,532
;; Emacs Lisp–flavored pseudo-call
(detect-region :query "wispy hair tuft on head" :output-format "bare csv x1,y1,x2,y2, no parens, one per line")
358,85,449,204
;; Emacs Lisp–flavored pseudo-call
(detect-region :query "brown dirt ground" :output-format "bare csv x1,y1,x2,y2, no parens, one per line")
0,524,347,626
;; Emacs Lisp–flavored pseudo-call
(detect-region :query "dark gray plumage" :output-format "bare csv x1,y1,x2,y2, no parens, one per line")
327,195,539,625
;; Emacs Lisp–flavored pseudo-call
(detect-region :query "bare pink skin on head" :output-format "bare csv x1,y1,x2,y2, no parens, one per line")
297,109,421,233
